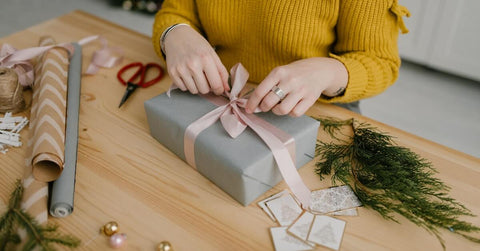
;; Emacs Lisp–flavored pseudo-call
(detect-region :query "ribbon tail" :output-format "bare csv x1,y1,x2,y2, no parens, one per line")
220,108,247,138
77,35,101,46
184,104,229,168
3,45,55,62
234,107,311,209
4,44,74,63
166,85,179,97
78,35,123,74
229,63,249,98
85,64,99,75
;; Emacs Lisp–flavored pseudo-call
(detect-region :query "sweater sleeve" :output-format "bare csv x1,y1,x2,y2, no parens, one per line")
152,0,203,60
321,0,410,103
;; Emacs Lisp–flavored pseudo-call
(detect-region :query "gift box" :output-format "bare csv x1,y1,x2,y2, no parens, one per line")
144,89,319,206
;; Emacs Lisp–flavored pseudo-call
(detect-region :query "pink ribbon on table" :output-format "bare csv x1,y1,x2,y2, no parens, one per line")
78,35,124,75
0,35,123,87
179,63,312,209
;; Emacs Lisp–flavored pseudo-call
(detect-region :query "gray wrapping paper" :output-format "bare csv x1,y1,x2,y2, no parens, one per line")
145,90,319,206
49,43,82,217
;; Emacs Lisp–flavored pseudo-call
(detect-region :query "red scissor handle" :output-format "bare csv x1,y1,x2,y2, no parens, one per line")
117,62,144,85
140,63,163,87
117,62,163,88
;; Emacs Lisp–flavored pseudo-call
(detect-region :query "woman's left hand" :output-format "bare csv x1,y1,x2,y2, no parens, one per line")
245,57,348,117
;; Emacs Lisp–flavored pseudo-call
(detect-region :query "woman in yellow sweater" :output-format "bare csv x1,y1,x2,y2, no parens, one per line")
152,0,409,115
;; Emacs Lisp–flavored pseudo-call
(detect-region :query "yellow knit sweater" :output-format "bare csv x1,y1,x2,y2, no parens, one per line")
152,0,409,103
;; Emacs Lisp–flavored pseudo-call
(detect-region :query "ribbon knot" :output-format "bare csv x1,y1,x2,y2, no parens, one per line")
217,63,251,138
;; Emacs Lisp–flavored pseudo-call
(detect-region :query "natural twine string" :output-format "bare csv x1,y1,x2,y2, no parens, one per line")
0,67,25,114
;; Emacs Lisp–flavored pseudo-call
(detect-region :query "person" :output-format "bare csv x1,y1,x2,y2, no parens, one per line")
152,0,409,116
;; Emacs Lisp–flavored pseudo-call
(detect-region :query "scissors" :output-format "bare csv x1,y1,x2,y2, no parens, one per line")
117,62,163,108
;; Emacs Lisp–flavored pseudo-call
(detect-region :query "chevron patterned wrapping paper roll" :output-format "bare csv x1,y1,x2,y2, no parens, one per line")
21,36,69,225
30,36,68,182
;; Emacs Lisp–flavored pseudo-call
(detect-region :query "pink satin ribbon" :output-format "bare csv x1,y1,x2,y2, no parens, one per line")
202,93,297,160
0,35,123,87
180,63,311,209
78,35,123,75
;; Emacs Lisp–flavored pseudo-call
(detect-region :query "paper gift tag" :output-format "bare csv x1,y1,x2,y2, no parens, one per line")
311,185,362,214
270,227,314,251
257,190,289,221
287,211,315,243
307,215,346,250
266,193,303,226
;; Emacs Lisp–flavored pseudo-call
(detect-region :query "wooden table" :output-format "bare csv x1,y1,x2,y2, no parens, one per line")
1,10,479,251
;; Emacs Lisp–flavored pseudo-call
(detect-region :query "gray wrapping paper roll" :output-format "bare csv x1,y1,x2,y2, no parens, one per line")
49,43,82,217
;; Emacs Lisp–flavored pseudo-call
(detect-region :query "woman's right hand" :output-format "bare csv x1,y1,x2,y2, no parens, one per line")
163,25,229,95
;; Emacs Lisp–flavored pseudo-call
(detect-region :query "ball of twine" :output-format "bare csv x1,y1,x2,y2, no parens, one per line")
0,67,26,114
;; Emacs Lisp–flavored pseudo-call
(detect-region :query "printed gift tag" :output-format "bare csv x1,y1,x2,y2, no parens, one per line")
257,190,289,221
270,227,314,251
287,211,315,243
266,193,303,226
307,215,346,251
311,185,362,214
260,189,357,251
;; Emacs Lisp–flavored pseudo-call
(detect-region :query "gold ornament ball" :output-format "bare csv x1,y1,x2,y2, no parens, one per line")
101,221,119,237
157,241,173,251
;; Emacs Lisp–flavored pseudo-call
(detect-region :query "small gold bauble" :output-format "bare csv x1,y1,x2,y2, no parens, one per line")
157,241,173,251
101,221,119,237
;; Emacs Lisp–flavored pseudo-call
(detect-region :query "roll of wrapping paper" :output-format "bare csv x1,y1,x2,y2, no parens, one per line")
49,43,81,217
30,38,69,182
21,36,63,225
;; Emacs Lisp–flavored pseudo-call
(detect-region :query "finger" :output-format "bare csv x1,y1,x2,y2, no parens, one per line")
259,80,293,112
190,68,210,94
203,58,224,95
289,97,316,117
172,78,187,91
177,68,198,94
212,53,229,91
272,91,302,116
185,58,210,94
246,71,282,113
259,90,283,112
183,76,198,94
168,69,187,91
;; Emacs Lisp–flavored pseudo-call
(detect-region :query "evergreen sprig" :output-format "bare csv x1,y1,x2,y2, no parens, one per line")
0,180,80,251
315,116,353,140
314,117,480,249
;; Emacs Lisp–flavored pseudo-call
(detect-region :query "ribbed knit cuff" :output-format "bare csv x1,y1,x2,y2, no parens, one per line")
322,53,368,103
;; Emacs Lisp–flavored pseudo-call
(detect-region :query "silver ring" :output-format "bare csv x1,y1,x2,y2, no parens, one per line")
271,86,286,100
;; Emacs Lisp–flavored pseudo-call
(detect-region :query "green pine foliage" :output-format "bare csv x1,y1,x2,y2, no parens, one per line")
0,180,80,251
314,117,480,249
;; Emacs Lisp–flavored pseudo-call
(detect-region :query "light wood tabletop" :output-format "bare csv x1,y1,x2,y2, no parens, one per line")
1,10,479,251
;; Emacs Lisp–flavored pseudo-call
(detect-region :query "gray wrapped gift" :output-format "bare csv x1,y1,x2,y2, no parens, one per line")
144,89,319,206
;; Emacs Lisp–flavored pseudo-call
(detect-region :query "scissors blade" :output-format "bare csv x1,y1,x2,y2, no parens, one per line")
118,82,139,108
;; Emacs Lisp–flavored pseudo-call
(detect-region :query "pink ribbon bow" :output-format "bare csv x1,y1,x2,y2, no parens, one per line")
181,63,312,209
